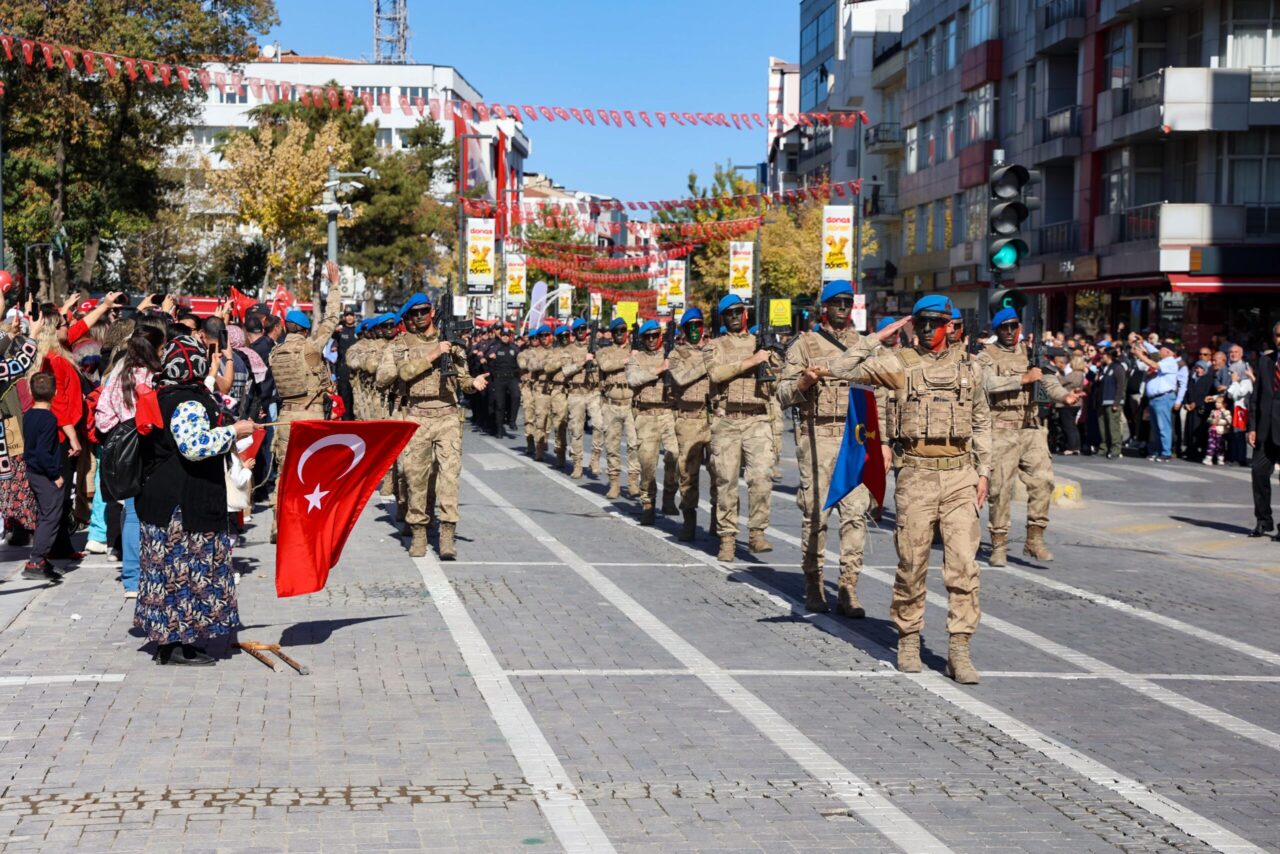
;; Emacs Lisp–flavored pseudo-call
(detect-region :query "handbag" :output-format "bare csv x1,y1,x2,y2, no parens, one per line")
99,419,142,502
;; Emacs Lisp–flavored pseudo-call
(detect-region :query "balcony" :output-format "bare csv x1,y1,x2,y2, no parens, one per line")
1036,0,1085,55
1119,203,1162,242
1029,106,1082,164
873,32,901,68
1036,221,1081,256
865,193,901,223
864,122,903,153
1246,205,1280,235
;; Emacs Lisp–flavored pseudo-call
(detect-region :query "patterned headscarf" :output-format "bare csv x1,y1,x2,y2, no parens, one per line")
226,324,267,383
158,335,209,388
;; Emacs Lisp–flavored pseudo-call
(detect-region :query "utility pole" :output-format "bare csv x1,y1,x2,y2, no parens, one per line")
320,164,380,316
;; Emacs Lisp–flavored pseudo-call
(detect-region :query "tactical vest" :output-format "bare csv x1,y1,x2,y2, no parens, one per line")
270,334,328,402
401,332,459,405
671,343,710,408
711,333,770,408
598,345,634,404
983,342,1037,425
892,348,974,442
563,342,594,390
631,349,668,406
800,330,857,419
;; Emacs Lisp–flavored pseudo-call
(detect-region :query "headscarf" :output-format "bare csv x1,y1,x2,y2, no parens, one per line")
158,335,209,388
226,324,267,383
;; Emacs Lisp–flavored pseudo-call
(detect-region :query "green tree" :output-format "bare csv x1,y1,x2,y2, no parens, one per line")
0,0,277,299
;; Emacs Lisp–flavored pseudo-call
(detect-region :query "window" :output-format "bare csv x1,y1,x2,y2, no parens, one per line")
907,41,923,88
963,84,995,145
1133,145,1164,206
920,117,935,169
1179,138,1199,203
352,85,392,101
903,206,917,257
375,128,395,149
933,198,949,251
905,125,919,175
800,63,832,112
925,29,940,77
401,86,433,102
1187,9,1203,67
802,18,819,66
218,86,249,105
969,0,995,48
1225,0,1280,67
1003,75,1018,140
941,108,955,161
1026,62,1038,125
1103,148,1130,213
801,5,836,66
920,204,932,254
817,6,836,54
944,18,959,69
953,193,966,246
1226,130,1280,204
1104,25,1133,90
189,126,227,147
965,186,986,242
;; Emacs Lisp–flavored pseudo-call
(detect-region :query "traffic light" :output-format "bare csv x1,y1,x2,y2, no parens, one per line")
987,287,1028,317
986,162,1039,274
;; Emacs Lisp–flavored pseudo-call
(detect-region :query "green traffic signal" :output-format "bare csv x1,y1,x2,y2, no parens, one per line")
989,238,1028,271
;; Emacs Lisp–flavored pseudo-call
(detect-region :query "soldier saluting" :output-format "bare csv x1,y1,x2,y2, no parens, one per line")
825,295,991,684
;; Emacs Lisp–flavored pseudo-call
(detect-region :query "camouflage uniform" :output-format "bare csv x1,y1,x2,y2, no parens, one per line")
596,342,641,499
268,308,340,539
543,341,571,468
626,347,679,522
777,324,872,616
343,336,373,419
975,341,1069,564
517,344,541,455
705,331,781,559
668,339,716,541
376,327,478,559
828,338,991,680
530,346,554,460
559,339,605,478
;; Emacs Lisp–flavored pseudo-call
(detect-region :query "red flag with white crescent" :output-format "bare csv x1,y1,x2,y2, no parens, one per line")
275,420,418,597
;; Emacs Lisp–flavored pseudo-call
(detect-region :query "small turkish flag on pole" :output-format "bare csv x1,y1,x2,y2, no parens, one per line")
275,420,417,597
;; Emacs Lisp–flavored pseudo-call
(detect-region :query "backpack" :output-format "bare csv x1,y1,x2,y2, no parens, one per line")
84,384,105,446
99,419,142,502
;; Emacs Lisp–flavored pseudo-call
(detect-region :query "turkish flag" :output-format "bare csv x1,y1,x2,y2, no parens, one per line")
229,286,257,318
275,420,417,597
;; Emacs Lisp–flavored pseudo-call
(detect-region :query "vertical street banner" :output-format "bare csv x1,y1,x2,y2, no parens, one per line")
729,241,754,300
557,284,573,319
852,293,867,332
615,301,639,327
589,292,603,321
655,261,670,315
667,260,687,311
821,206,854,282
465,218,496,295
504,252,527,306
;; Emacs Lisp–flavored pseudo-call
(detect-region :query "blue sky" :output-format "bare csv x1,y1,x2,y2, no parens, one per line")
265,0,798,206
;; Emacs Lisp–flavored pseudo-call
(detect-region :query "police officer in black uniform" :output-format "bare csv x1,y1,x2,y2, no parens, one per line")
330,307,361,421
486,325,521,437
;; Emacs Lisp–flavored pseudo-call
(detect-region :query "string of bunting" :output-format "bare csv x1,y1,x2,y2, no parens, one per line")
527,256,668,285
0,29,871,132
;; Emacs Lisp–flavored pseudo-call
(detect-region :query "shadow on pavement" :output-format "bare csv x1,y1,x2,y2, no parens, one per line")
279,614,406,647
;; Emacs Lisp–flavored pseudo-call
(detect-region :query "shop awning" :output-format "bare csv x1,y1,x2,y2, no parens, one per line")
1016,275,1166,294
1169,274,1280,294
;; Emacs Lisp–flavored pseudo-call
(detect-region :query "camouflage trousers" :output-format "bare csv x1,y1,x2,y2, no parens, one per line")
548,387,569,456
401,407,463,526
634,408,679,511
674,412,714,513
892,461,981,636
987,426,1054,537
769,398,784,465
270,404,325,520
795,425,870,579
710,413,773,538
602,400,641,483
568,391,604,465
522,383,537,439
531,389,552,445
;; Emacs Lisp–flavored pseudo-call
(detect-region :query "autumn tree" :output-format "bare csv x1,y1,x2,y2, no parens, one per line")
210,117,351,290
0,0,277,299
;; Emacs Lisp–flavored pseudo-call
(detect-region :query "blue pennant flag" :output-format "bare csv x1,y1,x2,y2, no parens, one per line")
823,386,886,512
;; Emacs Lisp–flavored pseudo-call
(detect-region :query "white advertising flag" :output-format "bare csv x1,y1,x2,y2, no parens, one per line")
729,242,754,300
504,252,527,306
465,218,497,294
557,285,573,319
821,206,854,282
667,260,687,311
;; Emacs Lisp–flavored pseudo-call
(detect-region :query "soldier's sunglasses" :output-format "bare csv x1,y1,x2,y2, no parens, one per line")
825,298,854,309
641,332,661,340
406,307,432,317
996,321,1019,330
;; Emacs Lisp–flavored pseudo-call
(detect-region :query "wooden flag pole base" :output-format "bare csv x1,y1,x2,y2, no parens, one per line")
234,641,310,675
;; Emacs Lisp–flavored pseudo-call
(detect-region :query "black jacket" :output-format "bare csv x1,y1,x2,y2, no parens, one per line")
137,386,230,534
1249,351,1280,444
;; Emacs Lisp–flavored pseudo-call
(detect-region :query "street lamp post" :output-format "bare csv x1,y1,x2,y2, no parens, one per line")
321,164,380,312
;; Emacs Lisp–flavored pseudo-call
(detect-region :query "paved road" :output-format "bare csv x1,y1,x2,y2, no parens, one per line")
0,419,1276,852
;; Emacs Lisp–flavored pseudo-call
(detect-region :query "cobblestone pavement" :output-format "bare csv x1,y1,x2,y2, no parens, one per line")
0,417,1277,852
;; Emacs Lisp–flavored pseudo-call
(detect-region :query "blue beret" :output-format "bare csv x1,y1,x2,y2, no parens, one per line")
875,316,897,333
820,280,854,303
992,307,1019,327
397,293,431,322
608,318,627,331
637,320,660,336
719,325,727,335
951,307,963,320
717,294,745,314
571,318,588,331
749,325,759,335
534,325,551,336
554,325,570,336
376,312,397,326
285,309,312,330
912,295,954,316
355,319,371,334
679,307,704,326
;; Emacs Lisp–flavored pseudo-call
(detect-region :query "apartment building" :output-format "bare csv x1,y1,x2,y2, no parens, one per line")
895,0,1280,346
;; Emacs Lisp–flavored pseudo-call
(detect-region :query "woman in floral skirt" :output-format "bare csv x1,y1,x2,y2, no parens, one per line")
134,336,254,666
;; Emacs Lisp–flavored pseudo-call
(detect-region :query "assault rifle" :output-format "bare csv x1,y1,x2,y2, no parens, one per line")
436,287,473,380
754,289,785,383
585,318,599,373
662,317,676,389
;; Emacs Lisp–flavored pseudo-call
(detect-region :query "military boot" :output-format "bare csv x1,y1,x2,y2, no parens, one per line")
748,529,773,554
717,535,736,562
896,632,922,673
606,477,621,499
555,448,566,470
803,566,829,613
571,462,584,480
639,506,656,526
589,455,601,478
678,511,696,542
526,436,536,456
535,439,547,462
661,493,679,516
946,633,980,684
988,532,1008,567
1023,525,1054,562
627,477,642,500
409,525,428,558
438,523,457,561
836,572,865,619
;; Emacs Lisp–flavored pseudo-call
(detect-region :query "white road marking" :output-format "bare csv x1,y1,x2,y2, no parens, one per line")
1127,466,1210,484
469,453,524,471
0,674,125,687
982,565,1280,668
413,543,615,854
504,668,1280,683
485,438,1268,854
463,469,953,854
1051,467,1123,482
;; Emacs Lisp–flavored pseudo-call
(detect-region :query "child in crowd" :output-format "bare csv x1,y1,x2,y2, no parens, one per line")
1205,396,1231,466
21,373,66,582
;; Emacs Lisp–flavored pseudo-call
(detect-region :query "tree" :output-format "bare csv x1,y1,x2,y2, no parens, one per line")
210,117,351,290
0,0,277,299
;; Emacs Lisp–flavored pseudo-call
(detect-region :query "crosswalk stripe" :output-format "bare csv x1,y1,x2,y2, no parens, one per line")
1053,466,1122,482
